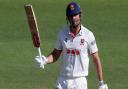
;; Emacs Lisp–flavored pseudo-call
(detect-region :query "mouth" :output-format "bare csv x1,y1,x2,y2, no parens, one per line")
71,20,80,27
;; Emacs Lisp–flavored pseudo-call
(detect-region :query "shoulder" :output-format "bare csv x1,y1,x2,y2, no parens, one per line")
81,25,94,37
57,26,69,36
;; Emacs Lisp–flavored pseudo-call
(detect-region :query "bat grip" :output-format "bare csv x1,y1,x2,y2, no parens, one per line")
37,47,44,68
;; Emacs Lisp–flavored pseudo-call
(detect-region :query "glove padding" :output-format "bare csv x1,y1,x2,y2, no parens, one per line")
35,55,48,69
99,81,108,89
99,84,108,89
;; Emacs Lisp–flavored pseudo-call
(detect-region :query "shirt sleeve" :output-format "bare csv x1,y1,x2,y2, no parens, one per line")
55,32,63,50
88,32,98,54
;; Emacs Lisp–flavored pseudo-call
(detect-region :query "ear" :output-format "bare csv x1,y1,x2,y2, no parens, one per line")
79,12,82,17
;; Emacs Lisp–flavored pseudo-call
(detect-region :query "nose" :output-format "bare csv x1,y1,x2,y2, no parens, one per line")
68,15,77,21
72,15,76,20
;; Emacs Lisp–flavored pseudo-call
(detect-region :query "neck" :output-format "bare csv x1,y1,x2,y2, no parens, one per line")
70,24,81,34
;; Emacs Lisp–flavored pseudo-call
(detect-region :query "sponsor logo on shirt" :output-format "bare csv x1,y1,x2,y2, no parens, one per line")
67,49,80,55
80,39,85,45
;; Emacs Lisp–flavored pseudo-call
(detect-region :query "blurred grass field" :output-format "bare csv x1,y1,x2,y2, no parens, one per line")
0,0,128,89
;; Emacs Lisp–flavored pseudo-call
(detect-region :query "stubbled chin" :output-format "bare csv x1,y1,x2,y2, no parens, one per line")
72,21,80,27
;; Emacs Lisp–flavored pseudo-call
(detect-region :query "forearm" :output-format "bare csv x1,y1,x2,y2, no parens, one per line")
92,52,103,81
92,53,108,89
46,54,58,64
46,49,62,64
94,57,103,81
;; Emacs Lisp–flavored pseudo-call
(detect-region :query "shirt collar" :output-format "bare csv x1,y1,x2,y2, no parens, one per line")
68,25,83,36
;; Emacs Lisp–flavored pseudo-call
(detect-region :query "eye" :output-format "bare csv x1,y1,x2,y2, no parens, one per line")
69,13,79,17
73,14,78,16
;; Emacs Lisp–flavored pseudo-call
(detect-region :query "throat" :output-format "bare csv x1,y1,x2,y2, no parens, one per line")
70,31,76,38
70,25,81,38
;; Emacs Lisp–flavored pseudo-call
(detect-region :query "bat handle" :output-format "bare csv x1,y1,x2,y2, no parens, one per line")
37,47,42,57
37,47,44,69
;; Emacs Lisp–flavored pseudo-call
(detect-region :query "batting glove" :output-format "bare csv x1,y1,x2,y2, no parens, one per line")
35,55,48,69
98,80,108,89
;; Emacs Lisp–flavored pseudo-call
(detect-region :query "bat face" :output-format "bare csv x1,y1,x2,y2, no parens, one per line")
24,4,40,47
32,33,40,47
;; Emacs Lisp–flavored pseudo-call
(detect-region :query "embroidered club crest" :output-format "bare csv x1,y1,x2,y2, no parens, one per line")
80,39,85,45
70,4,75,11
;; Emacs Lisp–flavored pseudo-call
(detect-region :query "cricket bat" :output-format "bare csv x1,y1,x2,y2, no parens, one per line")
24,4,44,68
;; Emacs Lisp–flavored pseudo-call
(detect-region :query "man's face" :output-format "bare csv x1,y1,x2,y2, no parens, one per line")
68,13,81,28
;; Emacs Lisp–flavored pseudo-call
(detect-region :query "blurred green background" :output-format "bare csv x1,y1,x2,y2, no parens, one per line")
0,0,128,89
